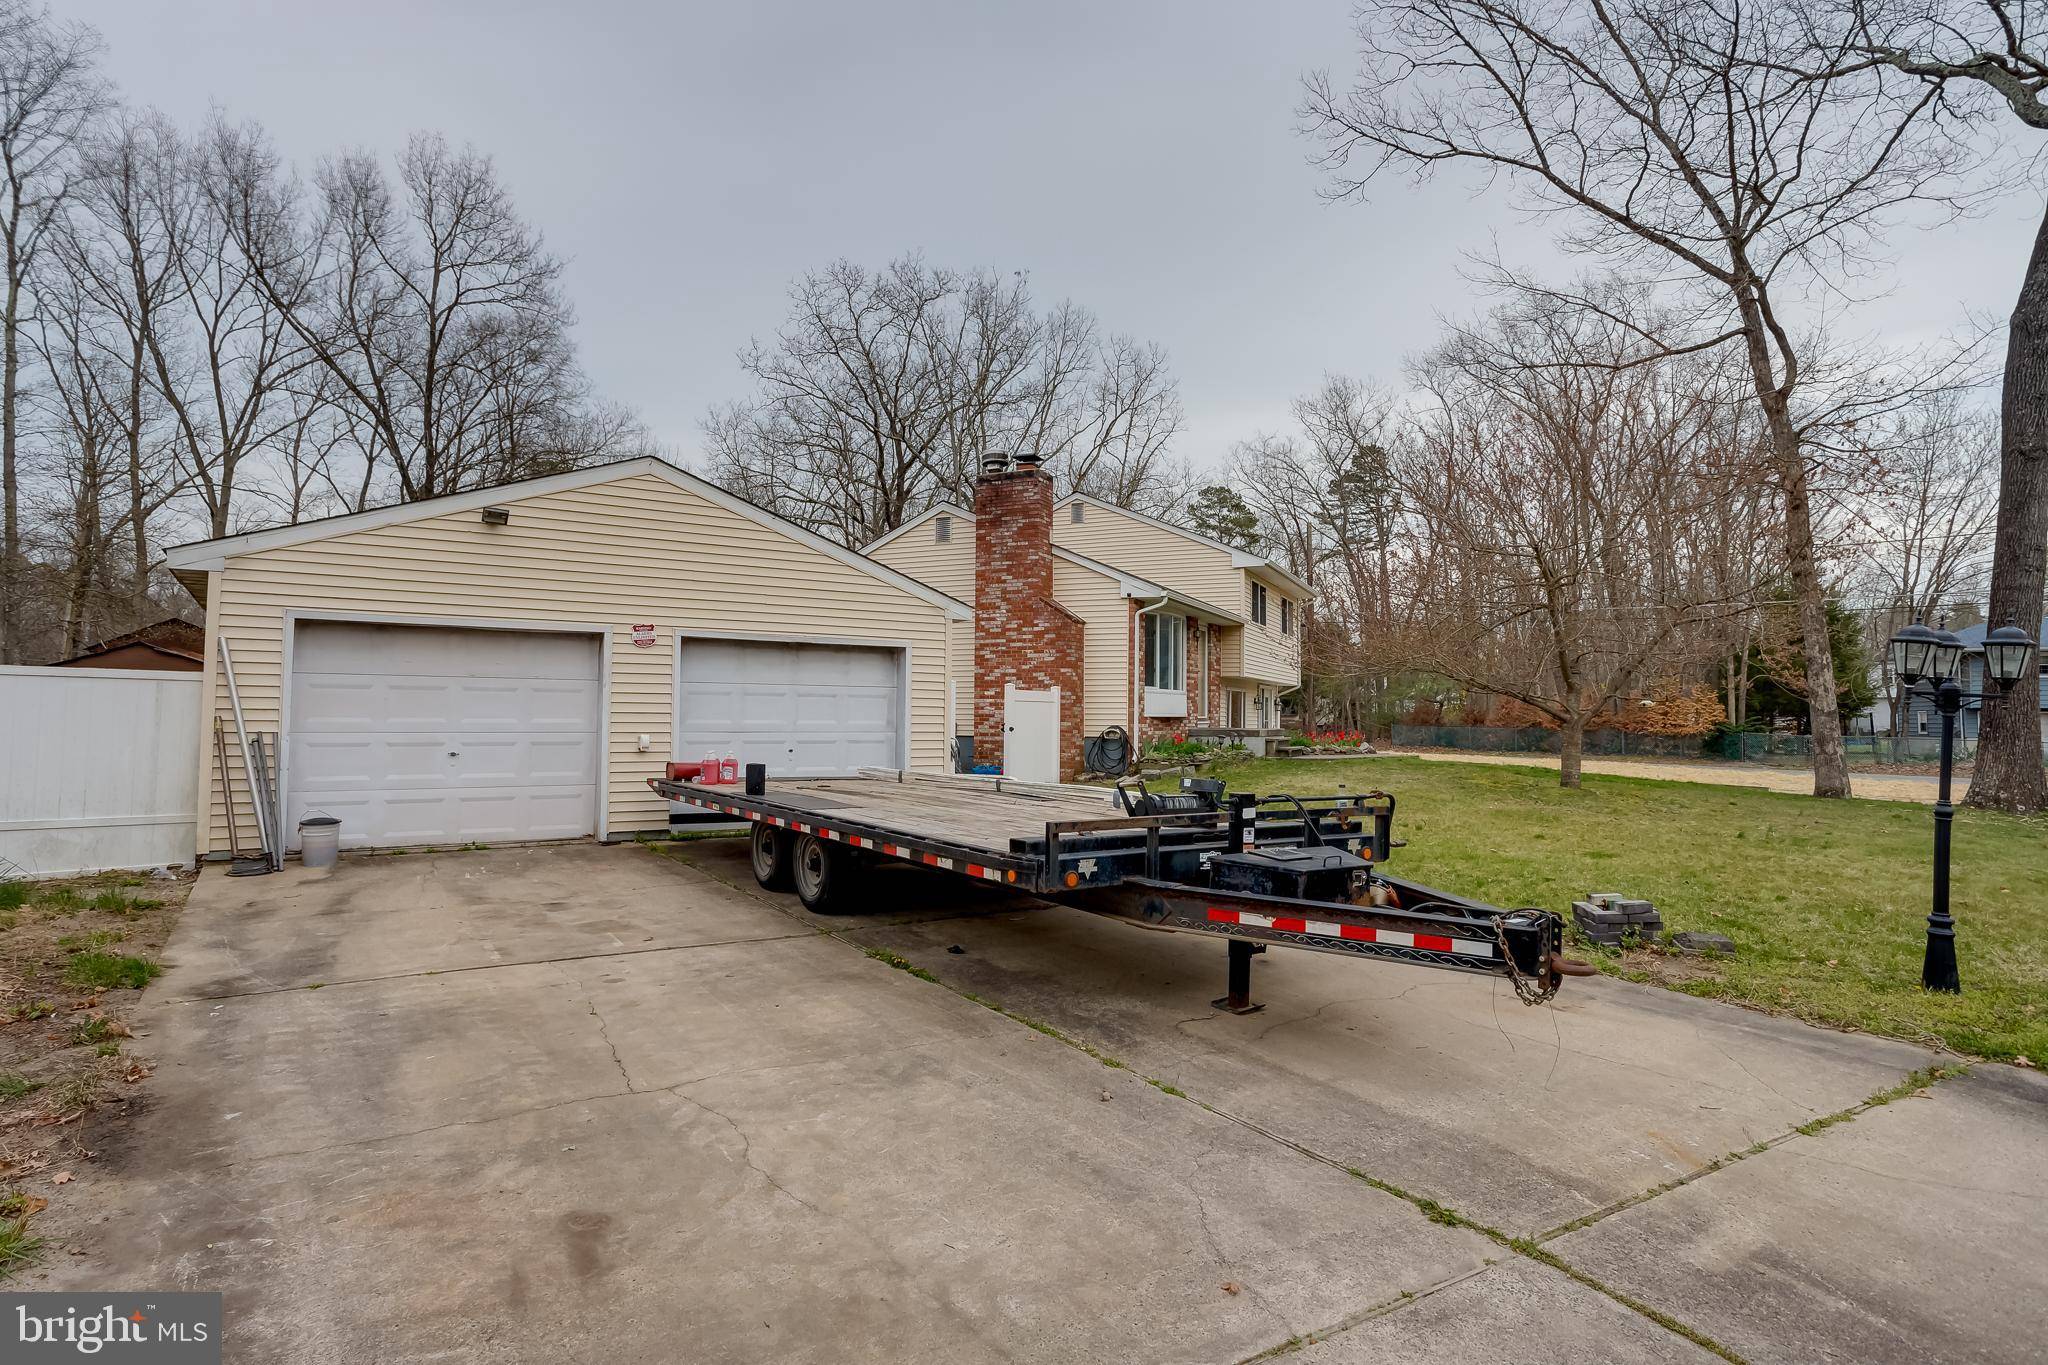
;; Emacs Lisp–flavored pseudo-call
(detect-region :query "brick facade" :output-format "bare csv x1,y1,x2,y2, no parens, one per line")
1136,615,1225,742
973,460,1086,778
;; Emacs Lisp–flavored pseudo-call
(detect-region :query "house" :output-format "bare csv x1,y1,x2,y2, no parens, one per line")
46,617,204,672
864,453,1306,776
1899,617,2048,745
161,457,972,854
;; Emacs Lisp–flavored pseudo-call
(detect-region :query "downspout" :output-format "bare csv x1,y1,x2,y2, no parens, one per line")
1135,593,1172,741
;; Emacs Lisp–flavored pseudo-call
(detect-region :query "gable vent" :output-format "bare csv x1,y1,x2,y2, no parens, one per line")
935,514,951,543
1070,504,1084,524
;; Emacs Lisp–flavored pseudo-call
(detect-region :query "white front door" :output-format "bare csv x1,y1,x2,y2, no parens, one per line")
287,622,602,849
1003,684,1060,782
675,639,903,777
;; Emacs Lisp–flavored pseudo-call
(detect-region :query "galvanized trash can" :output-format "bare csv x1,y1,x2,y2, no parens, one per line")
299,815,341,869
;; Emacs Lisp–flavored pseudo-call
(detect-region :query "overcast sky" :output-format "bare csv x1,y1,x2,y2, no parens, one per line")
82,0,2046,475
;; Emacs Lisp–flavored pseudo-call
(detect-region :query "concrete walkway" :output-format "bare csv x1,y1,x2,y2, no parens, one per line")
1376,748,1965,803
43,841,2045,1363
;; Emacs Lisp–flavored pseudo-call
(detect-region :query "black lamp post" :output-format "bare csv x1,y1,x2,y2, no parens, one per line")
1887,618,2038,993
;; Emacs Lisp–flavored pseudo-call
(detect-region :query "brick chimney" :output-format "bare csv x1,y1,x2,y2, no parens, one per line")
973,453,1085,778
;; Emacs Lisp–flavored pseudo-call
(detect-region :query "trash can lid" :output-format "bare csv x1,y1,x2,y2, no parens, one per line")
299,816,340,828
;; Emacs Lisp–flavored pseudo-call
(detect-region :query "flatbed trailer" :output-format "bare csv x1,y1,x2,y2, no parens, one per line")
648,769,1586,1011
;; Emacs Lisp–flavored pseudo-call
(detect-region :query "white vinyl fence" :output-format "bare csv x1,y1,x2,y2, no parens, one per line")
0,666,200,878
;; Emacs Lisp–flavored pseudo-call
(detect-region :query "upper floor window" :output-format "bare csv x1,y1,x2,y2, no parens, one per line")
1250,581,1268,626
1144,612,1186,691
1280,598,1293,635
934,514,951,543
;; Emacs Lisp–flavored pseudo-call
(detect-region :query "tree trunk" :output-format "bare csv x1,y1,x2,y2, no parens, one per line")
1733,283,1850,797
0,247,18,666
1965,201,2048,814
1559,714,1585,788
128,337,150,621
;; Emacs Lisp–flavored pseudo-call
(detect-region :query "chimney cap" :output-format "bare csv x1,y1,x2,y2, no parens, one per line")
980,452,1012,478
1012,452,1046,476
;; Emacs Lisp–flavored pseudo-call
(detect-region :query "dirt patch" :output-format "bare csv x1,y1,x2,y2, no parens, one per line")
0,867,193,1279
1613,944,1729,990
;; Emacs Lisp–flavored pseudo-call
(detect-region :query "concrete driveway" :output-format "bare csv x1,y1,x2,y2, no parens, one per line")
51,839,2046,1363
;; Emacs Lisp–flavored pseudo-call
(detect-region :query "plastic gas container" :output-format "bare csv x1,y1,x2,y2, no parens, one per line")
719,752,740,785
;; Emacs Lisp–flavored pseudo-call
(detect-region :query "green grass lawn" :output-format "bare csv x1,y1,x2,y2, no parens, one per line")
1196,756,2048,1063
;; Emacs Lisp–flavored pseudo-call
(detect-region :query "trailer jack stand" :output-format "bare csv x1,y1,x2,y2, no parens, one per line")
1213,939,1267,1014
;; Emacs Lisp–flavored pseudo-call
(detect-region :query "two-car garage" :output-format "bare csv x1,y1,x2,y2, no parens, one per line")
284,623,906,850
167,458,966,858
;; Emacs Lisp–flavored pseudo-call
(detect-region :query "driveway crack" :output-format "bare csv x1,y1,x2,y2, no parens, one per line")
586,997,635,1092
550,962,637,1092
669,1087,827,1217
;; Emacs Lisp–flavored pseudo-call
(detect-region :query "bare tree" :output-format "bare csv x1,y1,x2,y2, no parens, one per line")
705,257,1184,544
1842,395,1997,727
1396,294,1766,784
215,128,624,508
28,233,147,654
1227,377,1405,729
57,112,193,595
0,0,104,661
1850,0,2048,808
1302,0,1979,796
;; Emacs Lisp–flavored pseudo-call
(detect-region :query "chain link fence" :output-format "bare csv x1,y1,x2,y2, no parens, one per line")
1389,724,2048,767
1710,732,1974,765
1389,724,1707,758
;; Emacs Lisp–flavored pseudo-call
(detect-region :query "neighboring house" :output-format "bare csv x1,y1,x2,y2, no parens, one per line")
161,456,972,854
865,453,1306,777
46,616,204,672
1898,617,2048,744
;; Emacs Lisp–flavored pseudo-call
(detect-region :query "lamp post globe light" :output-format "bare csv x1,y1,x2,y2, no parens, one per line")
1887,618,2039,993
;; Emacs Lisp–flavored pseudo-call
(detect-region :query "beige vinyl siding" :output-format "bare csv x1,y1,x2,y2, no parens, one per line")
867,517,975,600
196,472,953,855
950,618,972,732
1052,557,1137,737
869,521,977,723
1052,503,1240,607
1214,575,1301,687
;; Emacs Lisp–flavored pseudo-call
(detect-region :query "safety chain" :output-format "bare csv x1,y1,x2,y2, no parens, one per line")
1495,912,1560,1007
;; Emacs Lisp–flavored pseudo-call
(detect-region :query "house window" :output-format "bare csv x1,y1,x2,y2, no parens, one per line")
1280,598,1293,635
1250,581,1268,626
1144,612,1185,691
934,514,951,543
1071,503,1084,524
1915,711,1929,736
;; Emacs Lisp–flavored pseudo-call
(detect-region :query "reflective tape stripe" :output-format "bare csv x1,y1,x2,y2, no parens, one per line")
1205,907,1492,958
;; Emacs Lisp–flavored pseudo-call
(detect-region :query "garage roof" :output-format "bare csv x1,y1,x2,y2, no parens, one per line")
160,457,973,620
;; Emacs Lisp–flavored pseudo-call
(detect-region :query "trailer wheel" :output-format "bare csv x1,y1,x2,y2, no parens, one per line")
792,833,852,914
750,822,792,890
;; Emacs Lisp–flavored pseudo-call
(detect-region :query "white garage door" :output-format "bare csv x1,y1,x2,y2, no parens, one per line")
287,622,601,849
676,639,902,778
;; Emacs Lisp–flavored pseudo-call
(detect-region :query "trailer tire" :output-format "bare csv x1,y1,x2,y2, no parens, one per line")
792,833,853,914
750,822,792,890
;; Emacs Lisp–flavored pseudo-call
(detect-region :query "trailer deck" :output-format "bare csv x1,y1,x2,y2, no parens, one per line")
650,768,1584,1012
683,773,1125,855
